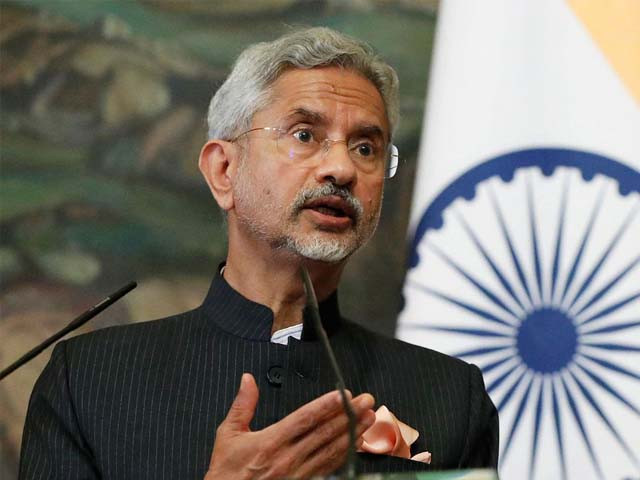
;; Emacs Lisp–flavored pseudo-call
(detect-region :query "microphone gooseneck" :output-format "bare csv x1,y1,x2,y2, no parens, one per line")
300,267,357,479
0,281,137,381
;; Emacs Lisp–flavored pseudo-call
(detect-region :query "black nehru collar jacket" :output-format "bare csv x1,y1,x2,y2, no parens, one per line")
201,266,342,342
19,267,498,479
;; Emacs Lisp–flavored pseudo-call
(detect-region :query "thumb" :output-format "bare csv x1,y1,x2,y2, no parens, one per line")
223,373,259,432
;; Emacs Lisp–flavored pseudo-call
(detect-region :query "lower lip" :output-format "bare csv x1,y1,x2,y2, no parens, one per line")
304,208,353,229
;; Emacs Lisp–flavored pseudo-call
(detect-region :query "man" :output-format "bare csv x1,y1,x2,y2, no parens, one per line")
20,28,498,479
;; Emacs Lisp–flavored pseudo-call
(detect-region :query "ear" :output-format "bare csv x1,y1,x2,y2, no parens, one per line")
198,139,238,212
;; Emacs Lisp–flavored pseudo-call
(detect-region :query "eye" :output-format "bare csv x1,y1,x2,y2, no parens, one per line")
354,142,376,158
292,128,314,144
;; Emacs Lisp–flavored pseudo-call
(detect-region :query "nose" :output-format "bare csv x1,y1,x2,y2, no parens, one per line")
313,140,357,187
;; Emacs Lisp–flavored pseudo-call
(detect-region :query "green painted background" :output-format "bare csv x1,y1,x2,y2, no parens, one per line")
0,1,437,474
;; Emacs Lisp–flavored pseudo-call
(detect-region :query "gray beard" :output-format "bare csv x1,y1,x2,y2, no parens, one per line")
233,158,380,263
282,183,367,262
282,233,353,263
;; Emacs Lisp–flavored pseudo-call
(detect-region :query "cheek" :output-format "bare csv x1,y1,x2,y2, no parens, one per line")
360,180,384,209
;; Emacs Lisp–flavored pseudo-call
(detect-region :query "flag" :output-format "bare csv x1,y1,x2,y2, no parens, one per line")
396,1,640,479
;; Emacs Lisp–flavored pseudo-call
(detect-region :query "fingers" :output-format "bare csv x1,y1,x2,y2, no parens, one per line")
294,400,376,478
295,430,351,478
266,388,349,441
220,373,259,433
292,393,375,456
209,386,376,480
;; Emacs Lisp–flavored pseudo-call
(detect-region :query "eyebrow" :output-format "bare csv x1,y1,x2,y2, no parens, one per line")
284,107,328,125
285,107,387,140
354,125,385,141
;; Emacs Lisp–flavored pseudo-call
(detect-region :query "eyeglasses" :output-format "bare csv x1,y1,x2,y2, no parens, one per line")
231,126,399,179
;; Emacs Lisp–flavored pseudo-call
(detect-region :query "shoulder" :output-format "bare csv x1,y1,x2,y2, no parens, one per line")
41,308,211,411
338,319,483,402
60,307,205,367
341,320,472,374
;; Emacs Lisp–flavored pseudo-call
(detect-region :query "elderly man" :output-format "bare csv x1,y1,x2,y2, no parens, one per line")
20,28,498,479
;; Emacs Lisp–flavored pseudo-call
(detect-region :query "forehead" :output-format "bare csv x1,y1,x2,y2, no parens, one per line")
255,67,389,133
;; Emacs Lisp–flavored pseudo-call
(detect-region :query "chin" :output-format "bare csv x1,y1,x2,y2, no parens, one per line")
283,236,356,263
301,249,351,264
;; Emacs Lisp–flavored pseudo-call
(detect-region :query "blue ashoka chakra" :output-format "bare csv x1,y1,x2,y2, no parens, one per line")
399,148,640,480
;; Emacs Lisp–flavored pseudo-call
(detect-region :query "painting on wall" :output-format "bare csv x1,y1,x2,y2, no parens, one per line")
0,0,437,474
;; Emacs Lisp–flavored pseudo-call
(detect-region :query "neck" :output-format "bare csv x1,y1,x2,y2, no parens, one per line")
224,233,345,334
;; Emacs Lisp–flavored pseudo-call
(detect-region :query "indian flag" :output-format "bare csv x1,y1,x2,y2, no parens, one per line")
397,1,640,479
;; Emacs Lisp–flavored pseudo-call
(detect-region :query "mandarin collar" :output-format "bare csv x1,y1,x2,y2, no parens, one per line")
200,268,343,342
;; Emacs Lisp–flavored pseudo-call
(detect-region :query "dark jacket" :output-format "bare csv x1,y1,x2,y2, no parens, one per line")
20,273,498,478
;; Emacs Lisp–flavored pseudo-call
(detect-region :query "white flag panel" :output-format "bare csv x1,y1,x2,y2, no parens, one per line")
397,1,640,479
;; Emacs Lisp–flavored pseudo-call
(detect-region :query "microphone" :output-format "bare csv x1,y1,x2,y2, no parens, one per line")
300,267,357,479
0,281,137,381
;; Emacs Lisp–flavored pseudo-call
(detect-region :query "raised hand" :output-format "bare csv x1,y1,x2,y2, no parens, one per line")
204,373,376,480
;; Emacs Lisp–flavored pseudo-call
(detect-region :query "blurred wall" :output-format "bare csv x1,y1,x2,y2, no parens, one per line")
0,0,437,474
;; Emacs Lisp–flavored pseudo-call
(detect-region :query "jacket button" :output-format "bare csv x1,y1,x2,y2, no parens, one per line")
267,365,285,387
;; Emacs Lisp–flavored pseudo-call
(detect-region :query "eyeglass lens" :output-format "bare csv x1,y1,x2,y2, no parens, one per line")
274,127,397,178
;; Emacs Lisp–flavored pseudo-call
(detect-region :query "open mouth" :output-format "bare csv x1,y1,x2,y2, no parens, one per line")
303,196,356,222
311,206,348,217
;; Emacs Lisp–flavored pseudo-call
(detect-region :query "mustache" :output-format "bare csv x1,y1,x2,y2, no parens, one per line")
292,183,363,221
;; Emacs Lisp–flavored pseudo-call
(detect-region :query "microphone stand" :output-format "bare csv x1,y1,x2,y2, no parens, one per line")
0,281,137,381
300,267,357,479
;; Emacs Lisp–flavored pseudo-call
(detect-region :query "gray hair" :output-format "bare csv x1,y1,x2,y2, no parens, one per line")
206,27,399,141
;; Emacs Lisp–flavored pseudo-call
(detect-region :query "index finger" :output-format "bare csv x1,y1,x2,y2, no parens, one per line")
265,389,347,442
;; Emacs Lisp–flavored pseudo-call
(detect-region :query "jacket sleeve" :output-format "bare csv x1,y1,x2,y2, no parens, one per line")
19,341,99,479
459,363,500,469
